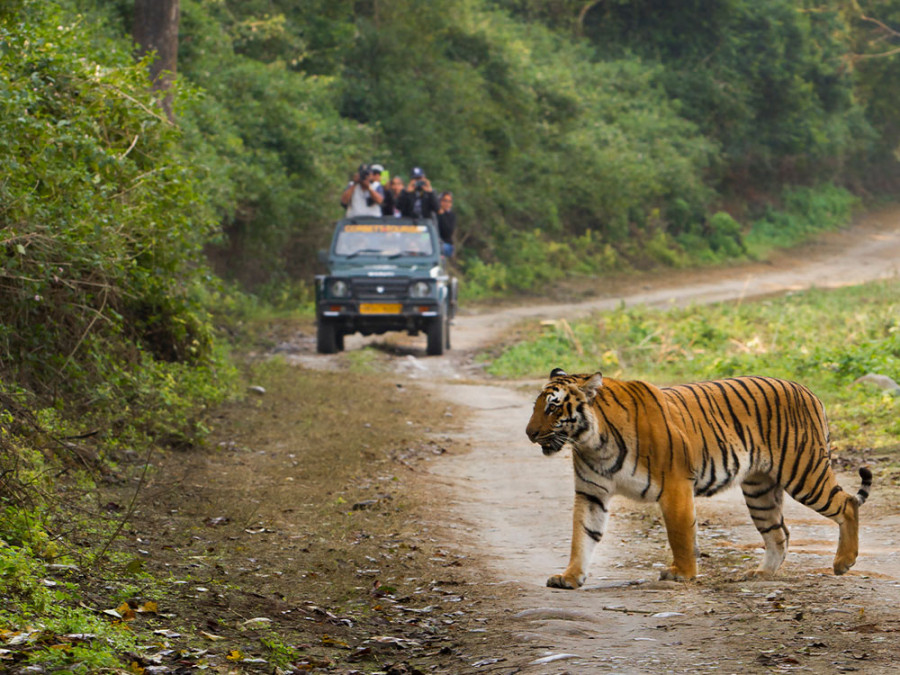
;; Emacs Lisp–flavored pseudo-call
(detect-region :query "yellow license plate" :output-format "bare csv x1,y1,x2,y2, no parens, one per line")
360,303,402,315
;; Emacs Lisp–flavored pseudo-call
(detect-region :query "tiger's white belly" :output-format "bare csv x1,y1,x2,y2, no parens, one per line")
608,453,755,502
613,470,664,503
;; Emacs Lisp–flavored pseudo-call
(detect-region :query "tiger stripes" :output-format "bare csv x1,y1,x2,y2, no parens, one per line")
525,368,873,588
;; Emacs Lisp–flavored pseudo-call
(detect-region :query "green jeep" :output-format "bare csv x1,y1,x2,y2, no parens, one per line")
315,216,458,355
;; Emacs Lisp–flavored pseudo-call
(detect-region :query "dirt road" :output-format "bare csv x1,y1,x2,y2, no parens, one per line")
363,214,900,673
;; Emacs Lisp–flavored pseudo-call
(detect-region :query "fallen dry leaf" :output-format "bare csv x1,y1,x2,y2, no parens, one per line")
240,617,272,627
116,603,136,621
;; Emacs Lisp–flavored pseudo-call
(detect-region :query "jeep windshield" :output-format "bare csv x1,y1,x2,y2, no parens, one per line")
334,223,434,257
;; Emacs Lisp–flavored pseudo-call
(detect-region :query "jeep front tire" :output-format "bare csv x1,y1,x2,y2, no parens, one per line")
426,312,449,356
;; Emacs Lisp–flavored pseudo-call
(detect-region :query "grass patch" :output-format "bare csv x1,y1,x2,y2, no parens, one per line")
743,185,861,258
483,278,900,453
458,184,860,302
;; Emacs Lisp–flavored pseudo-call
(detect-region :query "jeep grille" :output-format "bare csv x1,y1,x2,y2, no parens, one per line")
352,278,409,300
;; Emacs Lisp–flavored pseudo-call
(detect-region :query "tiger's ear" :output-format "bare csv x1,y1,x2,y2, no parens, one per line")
549,367,568,380
581,372,604,398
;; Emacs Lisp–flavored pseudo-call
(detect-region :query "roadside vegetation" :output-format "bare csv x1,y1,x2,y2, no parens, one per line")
484,278,900,458
0,4,238,671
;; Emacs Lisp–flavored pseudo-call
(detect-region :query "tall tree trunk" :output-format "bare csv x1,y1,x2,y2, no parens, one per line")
133,0,180,122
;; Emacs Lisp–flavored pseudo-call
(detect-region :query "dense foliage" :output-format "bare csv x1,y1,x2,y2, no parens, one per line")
574,1,871,186
60,0,900,294
1,6,234,670
0,4,235,440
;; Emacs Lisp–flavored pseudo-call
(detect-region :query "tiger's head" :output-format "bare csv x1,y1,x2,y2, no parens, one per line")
526,368,604,455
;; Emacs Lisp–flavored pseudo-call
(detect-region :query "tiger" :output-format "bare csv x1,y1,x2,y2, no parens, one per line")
525,368,873,588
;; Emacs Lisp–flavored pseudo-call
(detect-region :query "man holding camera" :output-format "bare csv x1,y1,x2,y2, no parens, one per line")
341,163,384,218
398,167,439,220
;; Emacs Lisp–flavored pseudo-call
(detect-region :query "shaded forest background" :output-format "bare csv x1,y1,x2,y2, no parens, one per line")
7,1,900,298
27,0,900,290
161,0,900,289
174,0,900,292
4,0,900,406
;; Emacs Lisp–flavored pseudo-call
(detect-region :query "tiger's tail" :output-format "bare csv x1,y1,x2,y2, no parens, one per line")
855,466,873,507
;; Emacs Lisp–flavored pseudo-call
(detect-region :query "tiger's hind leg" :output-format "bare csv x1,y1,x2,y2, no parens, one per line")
787,465,871,576
832,497,859,576
742,474,789,577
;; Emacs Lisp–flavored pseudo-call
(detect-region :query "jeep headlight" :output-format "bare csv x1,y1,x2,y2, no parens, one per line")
409,280,432,298
330,279,350,298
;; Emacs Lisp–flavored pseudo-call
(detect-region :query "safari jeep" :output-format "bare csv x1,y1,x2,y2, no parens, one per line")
315,216,458,355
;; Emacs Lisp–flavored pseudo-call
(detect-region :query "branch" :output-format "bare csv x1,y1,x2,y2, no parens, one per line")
849,10,900,61
120,134,140,160
858,12,900,40
576,1,604,37
100,82,173,126
94,440,155,567
60,286,110,371
850,45,900,61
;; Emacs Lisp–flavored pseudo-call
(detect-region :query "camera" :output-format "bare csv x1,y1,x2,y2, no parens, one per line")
356,164,371,183
415,179,426,190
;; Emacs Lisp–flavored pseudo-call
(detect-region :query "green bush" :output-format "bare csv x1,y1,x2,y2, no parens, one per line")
745,184,860,255
0,2,235,440
459,227,620,299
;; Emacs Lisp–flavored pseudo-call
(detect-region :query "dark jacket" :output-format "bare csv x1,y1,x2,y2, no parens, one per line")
398,188,439,219
382,189,403,217
437,210,456,245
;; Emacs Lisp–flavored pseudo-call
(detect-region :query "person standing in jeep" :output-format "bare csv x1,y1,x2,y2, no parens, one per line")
437,191,456,258
382,175,405,217
398,167,439,219
341,164,384,218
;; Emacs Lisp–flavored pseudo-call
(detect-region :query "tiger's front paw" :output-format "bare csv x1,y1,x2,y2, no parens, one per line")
546,572,585,589
659,566,695,582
